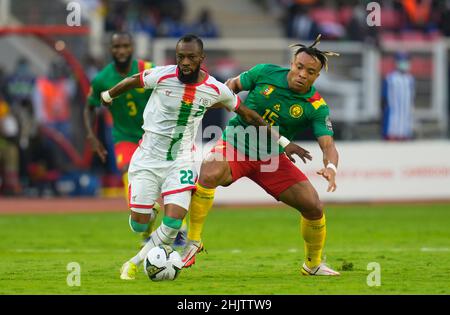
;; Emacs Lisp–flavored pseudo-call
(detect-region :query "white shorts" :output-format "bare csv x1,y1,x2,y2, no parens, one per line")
128,147,197,214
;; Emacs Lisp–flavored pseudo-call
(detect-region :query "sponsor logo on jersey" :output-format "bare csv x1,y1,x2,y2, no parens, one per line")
261,85,275,98
325,115,333,131
165,90,172,96
199,97,211,107
289,104,303,118
273,104,281,111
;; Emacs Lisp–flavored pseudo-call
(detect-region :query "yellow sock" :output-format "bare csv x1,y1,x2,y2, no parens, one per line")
122,172,129,202
301,214,326,269
187,182,215,242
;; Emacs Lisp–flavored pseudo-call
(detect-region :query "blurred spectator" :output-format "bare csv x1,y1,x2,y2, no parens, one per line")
32,62,73,140
5,58,36,109
346,4,378,44
191,8,220,38
0,96,21,195
105,1,130,31
157,11,188,38
16,98,40,188
83,55,103,81
0,68,9,101
128,7,159,38
437,0,450,37
382,52,415,141
286,5,320,40
401,0,434,32
103,0,201,38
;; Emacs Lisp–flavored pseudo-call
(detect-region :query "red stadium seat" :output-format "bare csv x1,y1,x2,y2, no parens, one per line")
380,56,396,77
428,31,443,41
400,31,427,41
380,32,400,42
380,56,432,79
380,8,402,29
309,8,340,24
410,57,432,78
338,6,354,26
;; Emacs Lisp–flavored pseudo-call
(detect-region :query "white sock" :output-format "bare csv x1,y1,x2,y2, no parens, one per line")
130,223,179,265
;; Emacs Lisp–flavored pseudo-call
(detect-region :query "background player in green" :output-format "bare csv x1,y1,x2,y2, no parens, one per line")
183,35,341,276
83,32,173,244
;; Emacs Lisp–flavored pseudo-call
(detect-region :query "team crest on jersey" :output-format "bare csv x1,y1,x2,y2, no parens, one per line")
289,104,303,118
273,104,281,111
261,85,275,98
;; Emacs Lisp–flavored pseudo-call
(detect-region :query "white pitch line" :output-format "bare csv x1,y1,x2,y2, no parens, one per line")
230,249,242,254
420,247,450,252
288,248,298,253
15,248,72,253
13,248,104,254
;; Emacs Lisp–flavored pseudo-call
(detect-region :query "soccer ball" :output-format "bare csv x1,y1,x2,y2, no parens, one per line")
144,245,182,281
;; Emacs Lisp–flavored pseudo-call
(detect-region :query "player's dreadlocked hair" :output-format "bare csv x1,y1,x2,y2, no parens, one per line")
290,34,340,71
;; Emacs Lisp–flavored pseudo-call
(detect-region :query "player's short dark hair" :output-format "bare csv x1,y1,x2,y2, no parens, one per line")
290,34,339,71
177,34,204,52
111,31,133,43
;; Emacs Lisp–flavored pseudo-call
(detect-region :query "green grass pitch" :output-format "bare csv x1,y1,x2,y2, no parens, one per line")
0,203,449,294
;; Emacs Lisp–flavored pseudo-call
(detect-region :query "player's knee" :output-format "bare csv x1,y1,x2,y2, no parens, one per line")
128,210,156,233
300,199,323,220
129,215,149,233
199,164,223,188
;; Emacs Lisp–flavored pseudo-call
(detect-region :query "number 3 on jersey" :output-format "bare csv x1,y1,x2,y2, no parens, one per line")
126,93,137,116
127,101,137,116
180,170,194,185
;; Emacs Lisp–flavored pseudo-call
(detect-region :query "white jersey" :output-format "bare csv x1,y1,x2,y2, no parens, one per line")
139,65,240,160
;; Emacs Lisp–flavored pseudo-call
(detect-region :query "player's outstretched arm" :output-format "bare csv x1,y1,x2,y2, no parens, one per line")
225,75,244,93
316,135,339,192
83,103,107,163
100,73,141,106
235,104,312,164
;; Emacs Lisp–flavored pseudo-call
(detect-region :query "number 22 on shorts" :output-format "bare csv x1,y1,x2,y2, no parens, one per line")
179,170,194,185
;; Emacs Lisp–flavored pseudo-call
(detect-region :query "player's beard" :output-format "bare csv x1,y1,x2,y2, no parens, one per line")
177,65,201,84
113,55,132,72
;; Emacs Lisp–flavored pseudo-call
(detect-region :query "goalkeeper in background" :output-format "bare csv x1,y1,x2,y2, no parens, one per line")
83,32,187,246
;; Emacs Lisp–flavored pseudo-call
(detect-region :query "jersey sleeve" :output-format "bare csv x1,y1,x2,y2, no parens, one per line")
310,105,334,138
87,76,102,107
140,66,171,89
216,83,241,112
239,64,266,91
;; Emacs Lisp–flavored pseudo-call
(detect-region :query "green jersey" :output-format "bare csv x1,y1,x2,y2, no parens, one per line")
223,63,334,159
87,59,154,144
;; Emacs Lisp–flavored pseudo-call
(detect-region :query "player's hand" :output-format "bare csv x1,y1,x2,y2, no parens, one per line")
284,143,312,164
316,167,337,192
87,134,107,163
100,91,113,106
